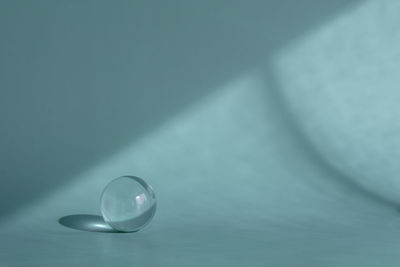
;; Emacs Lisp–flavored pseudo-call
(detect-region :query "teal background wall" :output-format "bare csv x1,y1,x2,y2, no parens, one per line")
4,1,400,266
0,0,358,217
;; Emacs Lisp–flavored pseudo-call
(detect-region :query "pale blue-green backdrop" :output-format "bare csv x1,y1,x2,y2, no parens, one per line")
3,1,400,266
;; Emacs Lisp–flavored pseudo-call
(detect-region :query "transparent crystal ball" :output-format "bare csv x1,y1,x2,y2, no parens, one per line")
100,176,156,232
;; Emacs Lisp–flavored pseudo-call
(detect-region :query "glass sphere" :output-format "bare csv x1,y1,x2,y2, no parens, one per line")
100,176,156,232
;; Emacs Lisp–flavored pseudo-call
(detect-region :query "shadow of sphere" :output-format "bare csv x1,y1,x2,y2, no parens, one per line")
58,214,122,233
